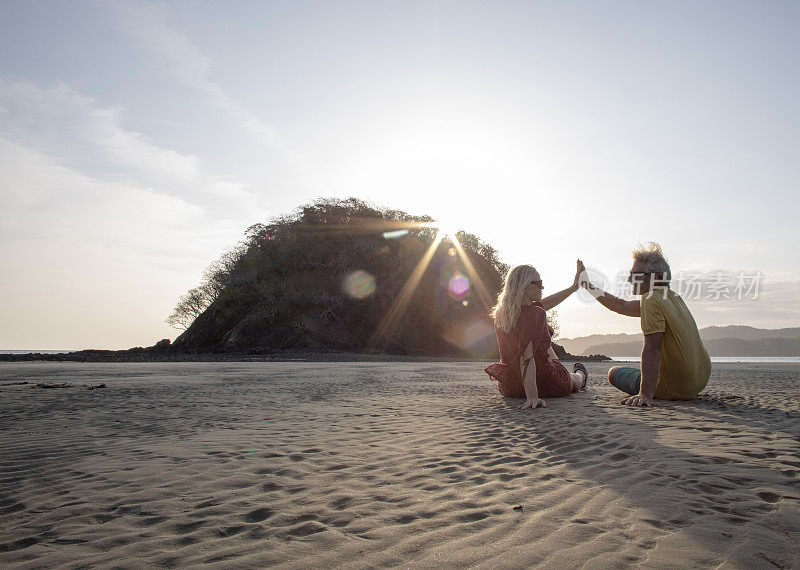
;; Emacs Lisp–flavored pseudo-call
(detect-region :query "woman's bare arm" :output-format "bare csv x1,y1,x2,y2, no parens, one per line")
540,259,584,311
519,343,546,410
540,285,577,311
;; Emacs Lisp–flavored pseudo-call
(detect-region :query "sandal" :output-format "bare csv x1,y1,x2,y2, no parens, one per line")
573,362,589,391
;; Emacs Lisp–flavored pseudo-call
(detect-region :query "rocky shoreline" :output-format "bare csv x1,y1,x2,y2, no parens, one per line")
0,340,611,363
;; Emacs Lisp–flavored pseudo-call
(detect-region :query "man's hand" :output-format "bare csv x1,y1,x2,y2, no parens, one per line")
621,393,654,407
519,398,547,410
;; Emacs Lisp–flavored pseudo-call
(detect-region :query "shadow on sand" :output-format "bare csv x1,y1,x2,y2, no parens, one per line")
450,379,800,568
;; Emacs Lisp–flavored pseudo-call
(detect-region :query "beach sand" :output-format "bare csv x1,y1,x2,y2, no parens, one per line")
1,361,798,568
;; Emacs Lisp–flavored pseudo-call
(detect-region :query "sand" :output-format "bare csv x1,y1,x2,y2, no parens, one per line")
1,361,798,568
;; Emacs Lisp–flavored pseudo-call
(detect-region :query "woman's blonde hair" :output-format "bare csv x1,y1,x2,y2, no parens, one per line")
491,265,539,333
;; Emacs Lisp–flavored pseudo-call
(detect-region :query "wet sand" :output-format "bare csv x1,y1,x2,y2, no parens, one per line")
1,361,798,568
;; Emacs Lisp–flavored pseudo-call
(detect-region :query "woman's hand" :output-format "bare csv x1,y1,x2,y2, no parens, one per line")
572,259,586,290
519,398,547,410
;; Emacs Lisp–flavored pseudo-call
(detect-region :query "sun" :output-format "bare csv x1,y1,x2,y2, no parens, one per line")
417,217,460,239
434,217,460,239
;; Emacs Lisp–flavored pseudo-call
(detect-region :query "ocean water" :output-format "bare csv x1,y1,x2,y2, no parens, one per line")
1,351,798,363
611,356,800,364
0,350,76,355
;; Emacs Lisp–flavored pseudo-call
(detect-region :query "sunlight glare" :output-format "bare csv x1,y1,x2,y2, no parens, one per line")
370,232,445,348
417,216,461,240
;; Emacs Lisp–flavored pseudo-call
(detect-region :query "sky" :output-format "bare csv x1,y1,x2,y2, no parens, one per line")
1,0,799,349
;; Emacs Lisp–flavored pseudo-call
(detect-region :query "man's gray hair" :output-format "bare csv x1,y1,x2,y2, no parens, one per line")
633,242,671,281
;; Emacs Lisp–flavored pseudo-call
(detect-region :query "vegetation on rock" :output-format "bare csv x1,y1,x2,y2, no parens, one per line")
169,198,510,357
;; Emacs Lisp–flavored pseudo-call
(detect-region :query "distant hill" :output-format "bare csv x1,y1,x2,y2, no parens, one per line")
699,325,800,341
702,337,800,356
560,326,800,357
581,340,642,357
557,333,641,356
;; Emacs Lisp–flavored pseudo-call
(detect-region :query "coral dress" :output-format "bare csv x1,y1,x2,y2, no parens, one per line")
488,303,573,398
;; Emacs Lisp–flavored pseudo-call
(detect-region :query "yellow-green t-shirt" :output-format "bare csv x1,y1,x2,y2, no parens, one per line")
640,288,711,400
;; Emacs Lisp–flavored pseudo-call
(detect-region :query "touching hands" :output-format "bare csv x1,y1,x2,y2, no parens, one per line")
519,398,547,410
620,393,654,407
572,259,586,290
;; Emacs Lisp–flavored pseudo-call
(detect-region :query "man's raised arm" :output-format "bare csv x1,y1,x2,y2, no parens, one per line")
582,282,641,317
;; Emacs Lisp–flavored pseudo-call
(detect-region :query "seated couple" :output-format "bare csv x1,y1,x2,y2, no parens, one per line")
485,243,711,411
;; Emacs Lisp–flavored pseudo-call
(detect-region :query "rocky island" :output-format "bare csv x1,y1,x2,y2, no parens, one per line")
2,198,609,364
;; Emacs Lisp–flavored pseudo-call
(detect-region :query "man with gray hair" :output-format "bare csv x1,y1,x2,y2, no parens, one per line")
583,242,711,407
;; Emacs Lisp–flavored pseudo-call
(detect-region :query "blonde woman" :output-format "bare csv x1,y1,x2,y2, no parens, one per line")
485,261,588,410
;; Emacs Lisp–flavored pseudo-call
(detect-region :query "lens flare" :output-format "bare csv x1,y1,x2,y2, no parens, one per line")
448,272,470,297
370,232,445,348
382,229,408,239
448,237,494,311
342,270,376,299
447,247,456,256
441,318,496,358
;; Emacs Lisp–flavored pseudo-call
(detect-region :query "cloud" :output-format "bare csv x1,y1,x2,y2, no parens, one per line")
0,137,246,349
0,76,267,348
0,79,199,187
104,0,318,193
0,137,234,259
0,78,264,216
110,1,285,149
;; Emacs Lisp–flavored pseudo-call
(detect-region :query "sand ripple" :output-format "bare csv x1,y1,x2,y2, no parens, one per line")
1,361,798,568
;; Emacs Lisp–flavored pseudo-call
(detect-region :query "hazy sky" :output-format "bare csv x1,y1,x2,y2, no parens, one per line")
2,0,798,349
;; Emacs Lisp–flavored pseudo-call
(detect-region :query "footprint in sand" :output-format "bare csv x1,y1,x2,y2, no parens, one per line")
194,499,219,509
328,495,354,510
243,507,273,523
286,521,326,537
756,491,782,503
170,520,206,534
0,536,39,552
216,525,247,538
136,515,168,527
